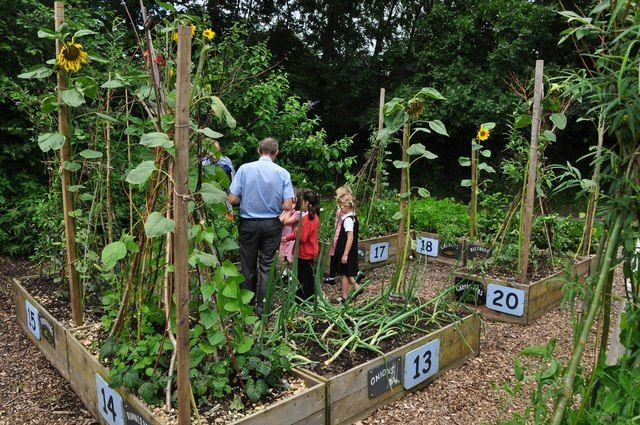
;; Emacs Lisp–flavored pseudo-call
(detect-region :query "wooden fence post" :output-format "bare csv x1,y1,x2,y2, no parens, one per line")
519,60,544,284
54,1,82,326
174,24,192,425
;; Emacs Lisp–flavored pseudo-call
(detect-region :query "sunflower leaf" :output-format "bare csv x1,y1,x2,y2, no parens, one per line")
428,120,449,136
60,89,85,108
37,133,66,152
73,29,97,38
37,29,59,40
18,66,53,79
75,77,98,99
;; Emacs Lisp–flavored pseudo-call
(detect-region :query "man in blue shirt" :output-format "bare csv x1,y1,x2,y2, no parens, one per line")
228,137,294,315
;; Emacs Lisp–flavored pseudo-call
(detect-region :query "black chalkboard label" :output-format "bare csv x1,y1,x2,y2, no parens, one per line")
454,277,486,305
124,402,153,425
467,244,491,260
439,243,462,259
367,356,402,399
39,316,55,348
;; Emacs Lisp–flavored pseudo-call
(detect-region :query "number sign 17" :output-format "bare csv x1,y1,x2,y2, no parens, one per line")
369,242,389,263
25,300,41,340
95,374,125,425
486,283,525,317
403,338,440,389
416,236,439,258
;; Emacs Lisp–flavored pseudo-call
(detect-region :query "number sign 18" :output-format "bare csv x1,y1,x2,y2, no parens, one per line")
416,236,439,258
369,242,389,263
403,338,440,389
486,283,525,317
95,374,125,425
25,300,41,340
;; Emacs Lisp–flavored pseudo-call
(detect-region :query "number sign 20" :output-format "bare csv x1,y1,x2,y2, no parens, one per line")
25,300,41,340
96,374,125,425
416,236,439,258
403,338,440,389
369,242,389,263
486,283,525,317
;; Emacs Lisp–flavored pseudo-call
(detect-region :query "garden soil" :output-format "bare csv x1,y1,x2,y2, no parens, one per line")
1,255,623,424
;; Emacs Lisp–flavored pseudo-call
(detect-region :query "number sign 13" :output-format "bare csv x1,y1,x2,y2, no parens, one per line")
486,283,525,317
403,338,440,389
25,300,41,340
96,374,125,425
416,237,439,258
369,242,389,263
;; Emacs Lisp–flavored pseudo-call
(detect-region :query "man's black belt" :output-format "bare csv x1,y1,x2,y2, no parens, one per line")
241,217,280,221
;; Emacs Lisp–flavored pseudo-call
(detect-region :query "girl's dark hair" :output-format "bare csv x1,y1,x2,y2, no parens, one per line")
303,190,320,220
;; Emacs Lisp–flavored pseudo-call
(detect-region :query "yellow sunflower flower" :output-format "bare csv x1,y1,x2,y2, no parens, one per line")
168,68,174,78
191,24,196,37
477,126,490,141
172,31,179,42
203,28,216,41
57,40,88,73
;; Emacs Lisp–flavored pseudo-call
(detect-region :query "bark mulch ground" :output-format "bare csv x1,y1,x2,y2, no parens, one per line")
1,255,623,425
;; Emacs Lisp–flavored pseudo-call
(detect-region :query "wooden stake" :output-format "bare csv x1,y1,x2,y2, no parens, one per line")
397,123,410,268
55,1,82,326
580,121,604,256
174,25,191,425
519,60,544,284
377,88,385,131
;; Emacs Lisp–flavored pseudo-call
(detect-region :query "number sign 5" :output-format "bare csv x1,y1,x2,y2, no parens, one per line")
416,236,439,258
96,374,125,425
369,242,389,263
403,338,440,389
25,300,41,340
486,283,525,317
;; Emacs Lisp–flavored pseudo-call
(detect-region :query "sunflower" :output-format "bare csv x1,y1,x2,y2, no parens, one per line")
191,24,196,37
172,31,179,42
168,68,174,78
203,28,216,41
57,40,88,73
477,126,490,141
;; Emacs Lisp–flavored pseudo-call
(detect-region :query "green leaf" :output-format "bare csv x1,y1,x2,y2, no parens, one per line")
41,95,58,114
144,212,175,238
221,238,239,251
201,283,215,301
376,128,393,141
73,29,97,38
417,188,430,198
38,133,66,152
458,157,471,166
236,336,254,354
63,161,81,172
461,179,472,187
196,128,224,139
549,113,567,130
392,160,409,169
416,87,446,100
101,79,125,89
519,345,547,357
224,301,240,312
67,185,84,192
542,130,557,142
240,289,254,305
480,149,491,158
422,150,438,160
515,115,532,129
140,132,173,149
392,212,403,220
406,143,426,156
428,120,449,136
477,163,496,173
102,241,127,269
126,161,156,185
79,149,103,159
481,122,496,130
200,308,219,329
60,89,85,107
211,96,236,128
80,193,94,202
200,183,227,204
75,76,98,99
37,29,58,40
189,251,218,267
207,330,225,346
95,112,119,123
18,65,54,79
222,283,238,299
157,0,176,11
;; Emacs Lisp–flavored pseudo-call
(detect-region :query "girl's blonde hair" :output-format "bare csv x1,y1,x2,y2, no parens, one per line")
335,185,353,199
337,193,356,210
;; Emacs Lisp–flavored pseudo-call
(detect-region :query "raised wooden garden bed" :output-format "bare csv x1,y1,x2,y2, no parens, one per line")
413,231,466,266
453,257,593,325
302,313,480,425
13,278,326,425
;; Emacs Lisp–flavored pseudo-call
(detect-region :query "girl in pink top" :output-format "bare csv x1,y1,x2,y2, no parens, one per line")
279,189,304,274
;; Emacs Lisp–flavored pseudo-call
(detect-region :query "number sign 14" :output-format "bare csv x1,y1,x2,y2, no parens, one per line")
369,242,389,263
403,338,440,390
25,300,41,340
95,374,125,425
486,283,526,317
416,236,439,258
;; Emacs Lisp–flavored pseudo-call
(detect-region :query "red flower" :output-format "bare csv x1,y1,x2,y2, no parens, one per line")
154,54,166,66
